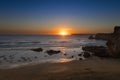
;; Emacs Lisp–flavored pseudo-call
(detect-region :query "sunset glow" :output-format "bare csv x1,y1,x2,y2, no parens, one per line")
0,0,119,34
59,30,69,36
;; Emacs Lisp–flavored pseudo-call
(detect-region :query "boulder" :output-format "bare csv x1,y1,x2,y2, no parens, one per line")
46,50,61,55
88,35,95,39
78,54,82,56
83,51,91,58
31,48,43,52
79,58,83,60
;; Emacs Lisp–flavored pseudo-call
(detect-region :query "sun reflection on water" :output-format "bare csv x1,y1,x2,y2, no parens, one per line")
56,58,74,63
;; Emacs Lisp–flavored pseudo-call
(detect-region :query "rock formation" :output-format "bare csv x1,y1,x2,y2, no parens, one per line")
89,33,112,40
106,26,120,58
82,46,110,57
86,26,120,58
46,50,61,55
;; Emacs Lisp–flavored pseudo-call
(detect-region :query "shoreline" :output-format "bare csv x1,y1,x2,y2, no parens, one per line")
0,57,120,80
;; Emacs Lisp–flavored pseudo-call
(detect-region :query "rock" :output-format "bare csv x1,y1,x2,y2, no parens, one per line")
69,55,74,58
83,51,91,58
79,58,83,60
113,26,120,34
46,50,61,55
87,26,120,58
106,26,120,58
88,35,95,39
82,46,110,57
34,56,38,59
21,57,27,61
89,26,120,41
31,48,43,52
64,53,67,56
78,54,82,56
93,33,112,40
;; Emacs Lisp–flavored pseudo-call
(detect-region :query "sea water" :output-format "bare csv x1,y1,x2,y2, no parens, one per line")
0,34,106,68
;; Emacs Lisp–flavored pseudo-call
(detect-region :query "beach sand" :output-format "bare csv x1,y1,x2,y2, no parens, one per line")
0,57,120,80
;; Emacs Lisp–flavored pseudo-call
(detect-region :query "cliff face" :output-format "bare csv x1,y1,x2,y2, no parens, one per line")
114,26,120,34
107,26,120,57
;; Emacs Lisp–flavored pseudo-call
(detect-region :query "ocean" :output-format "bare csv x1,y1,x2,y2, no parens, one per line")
0,34,106,68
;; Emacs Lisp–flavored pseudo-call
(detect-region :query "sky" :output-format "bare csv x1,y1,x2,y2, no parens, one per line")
0,0,120,34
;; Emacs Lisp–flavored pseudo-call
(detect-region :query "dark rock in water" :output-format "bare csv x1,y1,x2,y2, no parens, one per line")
88,35,95,39
82,46,110,57
79,58,83,60
21,57,27,61
83,51,91,58
46,50,61,55
31,48,43,52
0,55,5,58
18,60,21,62
78,54,82,56
69,55,74,58
34,56,38,59
64,53,67,56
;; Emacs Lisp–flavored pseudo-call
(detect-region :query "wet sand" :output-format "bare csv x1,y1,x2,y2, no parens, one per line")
0,58,120,80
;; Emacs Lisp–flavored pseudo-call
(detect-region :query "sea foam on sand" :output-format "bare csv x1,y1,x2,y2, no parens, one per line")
0,47,85,69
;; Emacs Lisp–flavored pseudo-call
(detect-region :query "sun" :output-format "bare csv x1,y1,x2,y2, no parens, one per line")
59,30,69,36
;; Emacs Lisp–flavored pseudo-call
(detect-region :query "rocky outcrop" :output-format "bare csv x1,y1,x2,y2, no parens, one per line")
82,46,110,57
89,33,112,40
88,35,95,39
87,26,120,58
114,26,120,34
106,26,120,58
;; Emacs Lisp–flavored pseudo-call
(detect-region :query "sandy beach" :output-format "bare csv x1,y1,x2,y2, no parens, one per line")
0,57,120,80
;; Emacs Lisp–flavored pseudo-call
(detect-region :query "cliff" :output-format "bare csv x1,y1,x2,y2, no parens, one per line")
106,26,120,57
86,26,120,58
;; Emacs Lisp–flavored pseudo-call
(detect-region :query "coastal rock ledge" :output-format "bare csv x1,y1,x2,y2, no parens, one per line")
86,26,120,58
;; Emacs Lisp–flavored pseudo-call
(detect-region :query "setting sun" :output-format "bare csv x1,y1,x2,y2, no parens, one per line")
59,30,70,36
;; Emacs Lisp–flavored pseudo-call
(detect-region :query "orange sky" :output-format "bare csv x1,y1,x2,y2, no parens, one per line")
0,26,113,35
0,0,120,35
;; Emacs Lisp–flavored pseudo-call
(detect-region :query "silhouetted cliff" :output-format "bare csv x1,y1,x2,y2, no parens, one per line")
86,26,120,58
107,26,120,57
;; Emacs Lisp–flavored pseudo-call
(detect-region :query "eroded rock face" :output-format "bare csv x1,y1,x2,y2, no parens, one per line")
106,26,120,58
82,46,110,57
107,38,120,57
